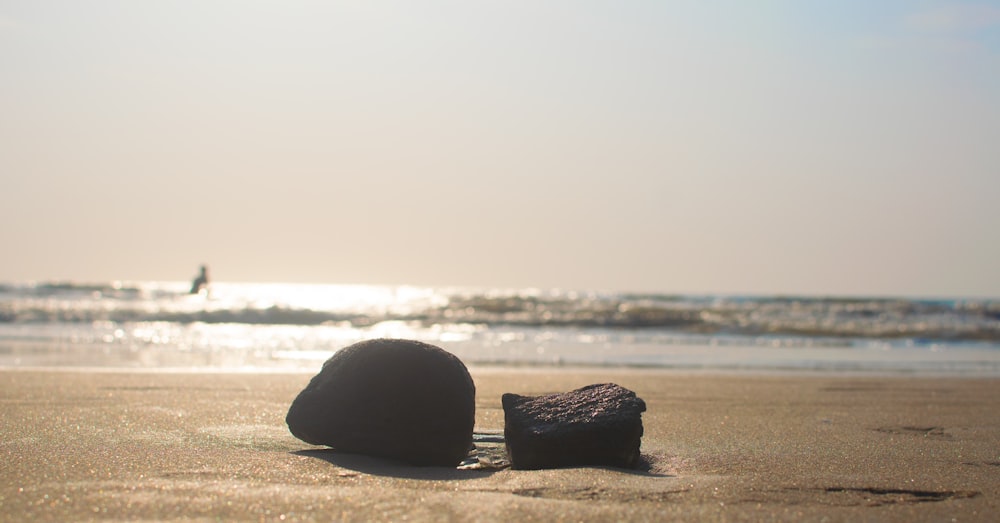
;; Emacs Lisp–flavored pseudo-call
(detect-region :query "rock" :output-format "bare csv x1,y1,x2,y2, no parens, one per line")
502,383,646,470
286,338,476,467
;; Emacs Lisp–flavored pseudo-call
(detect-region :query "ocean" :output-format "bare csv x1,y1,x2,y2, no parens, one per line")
2,281,999,375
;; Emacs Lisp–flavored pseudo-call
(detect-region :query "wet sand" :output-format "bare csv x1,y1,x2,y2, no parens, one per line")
2,368,998,521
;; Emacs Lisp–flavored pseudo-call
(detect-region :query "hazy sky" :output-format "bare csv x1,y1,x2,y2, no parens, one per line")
2,1,999,296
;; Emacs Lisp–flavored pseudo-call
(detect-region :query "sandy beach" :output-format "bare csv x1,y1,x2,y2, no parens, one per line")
2,368,998,521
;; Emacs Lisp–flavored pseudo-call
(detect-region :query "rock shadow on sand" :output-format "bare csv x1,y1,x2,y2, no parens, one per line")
295,448,672,481
292,449,501,481
293,433,512,480
293,433,671,480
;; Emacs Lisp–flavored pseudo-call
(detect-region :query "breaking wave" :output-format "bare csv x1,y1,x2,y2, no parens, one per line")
2,281,998,344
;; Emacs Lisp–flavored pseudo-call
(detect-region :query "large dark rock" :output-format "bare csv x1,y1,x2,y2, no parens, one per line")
286,338,475,467
502,383,646,470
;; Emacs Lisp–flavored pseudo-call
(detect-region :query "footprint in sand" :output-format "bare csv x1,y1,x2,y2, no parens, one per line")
872,426,952,440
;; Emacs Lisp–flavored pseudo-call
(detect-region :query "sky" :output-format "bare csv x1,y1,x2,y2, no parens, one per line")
2,1,999,297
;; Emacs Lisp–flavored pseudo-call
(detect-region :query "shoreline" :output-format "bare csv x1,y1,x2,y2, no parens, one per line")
3,362,1000,379
4,335,1000,378
3,369,999,521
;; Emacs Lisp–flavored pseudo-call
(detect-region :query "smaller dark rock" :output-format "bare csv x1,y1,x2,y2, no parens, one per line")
502,383,646,470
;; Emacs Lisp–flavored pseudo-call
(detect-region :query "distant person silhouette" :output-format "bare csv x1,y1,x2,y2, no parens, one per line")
190,265,209,294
